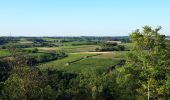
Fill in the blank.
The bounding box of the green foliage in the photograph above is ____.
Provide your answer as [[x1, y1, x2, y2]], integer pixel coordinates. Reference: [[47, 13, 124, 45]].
[[31, 48, 39, 53], [1, 30, 170, 99], [116, 26, 170, 99], [0, 37, 12, 45], [96, 42, 125, 51], [3, 74, 26, 99], [2, 67, 51, 100], [164, 77, 170, 98], [1, 46, 6, 49]]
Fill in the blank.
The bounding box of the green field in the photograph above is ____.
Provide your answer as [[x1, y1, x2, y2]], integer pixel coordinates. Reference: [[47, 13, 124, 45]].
[[39, 52, 122, 74], [0, 37, 127, 74], [0, 50, 10, 57], [39, 53, 95, 70]]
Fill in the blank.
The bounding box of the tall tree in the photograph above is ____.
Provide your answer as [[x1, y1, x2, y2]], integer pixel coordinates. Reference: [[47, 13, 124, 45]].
[[116, 26, 170, 99]]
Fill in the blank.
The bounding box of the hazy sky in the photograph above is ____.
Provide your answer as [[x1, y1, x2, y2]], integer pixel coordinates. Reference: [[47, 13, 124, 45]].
[[0, 0, 169, 36]]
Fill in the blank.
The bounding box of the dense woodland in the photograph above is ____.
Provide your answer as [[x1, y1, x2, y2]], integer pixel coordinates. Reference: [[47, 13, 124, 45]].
[[0, 26, 170, 100]]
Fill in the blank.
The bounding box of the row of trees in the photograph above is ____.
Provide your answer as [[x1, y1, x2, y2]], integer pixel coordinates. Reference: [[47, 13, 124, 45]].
[[96, 42, 125, 51]]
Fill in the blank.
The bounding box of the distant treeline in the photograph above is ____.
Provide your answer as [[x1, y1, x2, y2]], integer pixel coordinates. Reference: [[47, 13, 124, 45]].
[[0, 36, 131, 44]]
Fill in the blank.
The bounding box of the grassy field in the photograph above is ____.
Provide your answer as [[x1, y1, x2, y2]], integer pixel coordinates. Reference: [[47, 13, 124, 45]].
[[39, 51, 123, 74], [36, 39, 127, 74], [39, 53, 95, 70], [66, 58, 120, 74], [0, 50, 10, 57]]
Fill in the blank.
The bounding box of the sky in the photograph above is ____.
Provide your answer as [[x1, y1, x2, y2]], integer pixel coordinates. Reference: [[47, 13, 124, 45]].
[[0, 0, 169, 36]]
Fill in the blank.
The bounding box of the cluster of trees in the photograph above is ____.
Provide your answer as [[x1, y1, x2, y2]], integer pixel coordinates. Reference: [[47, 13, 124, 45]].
[[80, 36, 130, 43], [1, 38, 56, 49], [3, 43, 58, 49], [0, 26, 170, 100], [0, 36, 130, 49], [3, 43, 41, 49], [42, 37, 129, 44], [114, 26, 170, 99], [27, 38, 46, 43], [27, 52, 68, 66], [96, 42, 125, 51], [0, 38, 8, 45], [0, 37, 16, 45]]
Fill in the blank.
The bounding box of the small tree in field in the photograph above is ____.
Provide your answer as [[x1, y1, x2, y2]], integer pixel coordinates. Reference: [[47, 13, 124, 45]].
[[116, 26, 170, 99]]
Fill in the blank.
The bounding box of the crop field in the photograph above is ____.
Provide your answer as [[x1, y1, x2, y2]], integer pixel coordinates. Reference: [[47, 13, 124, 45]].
[[66, 58, 120, 74], [39, 53, 96, 70], [36, 45, 99, 53], [39, 51, 122, 74], [61, 45, 99, 53]]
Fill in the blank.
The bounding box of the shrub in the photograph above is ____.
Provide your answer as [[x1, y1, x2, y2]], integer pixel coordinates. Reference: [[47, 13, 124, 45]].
[[96, 42, 125, 52], [1, 46, 6, 49], [32, 48, 38, 53], [117, 45, 125, 51]]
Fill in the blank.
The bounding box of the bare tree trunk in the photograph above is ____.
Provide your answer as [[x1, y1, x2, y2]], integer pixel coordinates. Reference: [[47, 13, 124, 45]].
[[148, 79, 150, 100]]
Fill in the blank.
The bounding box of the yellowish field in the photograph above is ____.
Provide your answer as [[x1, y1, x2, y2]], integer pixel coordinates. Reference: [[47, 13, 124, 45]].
[[38, 45, 99, 53]]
